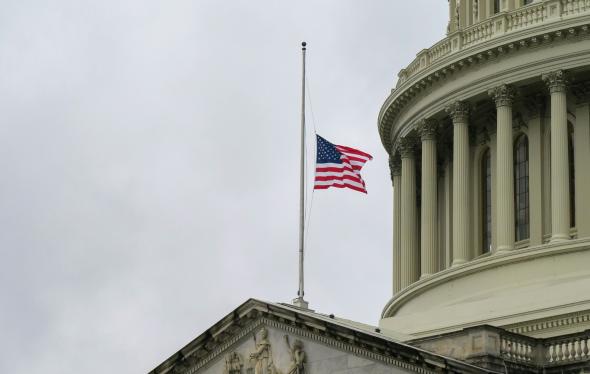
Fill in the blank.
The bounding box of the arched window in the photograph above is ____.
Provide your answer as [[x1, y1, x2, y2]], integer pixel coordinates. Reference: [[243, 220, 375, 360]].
[[482, 148, 492, 252], [569, 123, 575, 228], [514, 135, 530, 241]]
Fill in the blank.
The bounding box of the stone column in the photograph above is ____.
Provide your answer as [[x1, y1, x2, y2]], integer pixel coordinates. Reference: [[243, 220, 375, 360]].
[[446, 102, 470, 266], [543, 71, 571, 242], [399, 138, 418, 289], [390, 156, 402, 294], [489, 84, 516, 252], [419, 119, 438, 277]]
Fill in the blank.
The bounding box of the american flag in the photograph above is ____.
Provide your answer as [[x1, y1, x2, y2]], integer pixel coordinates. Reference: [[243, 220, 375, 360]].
[[314, 135, 373, 193]]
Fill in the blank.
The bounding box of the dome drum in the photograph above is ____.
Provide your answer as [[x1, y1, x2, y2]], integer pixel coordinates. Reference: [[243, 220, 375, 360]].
[[381, 0, 590, 341]]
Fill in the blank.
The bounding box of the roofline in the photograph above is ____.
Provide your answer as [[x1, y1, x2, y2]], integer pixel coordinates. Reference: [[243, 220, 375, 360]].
[[148, 298, 500, 374]]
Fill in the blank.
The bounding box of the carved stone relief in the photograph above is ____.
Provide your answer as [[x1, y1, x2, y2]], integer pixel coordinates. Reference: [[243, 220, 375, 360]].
[[225, 352, 244, 374], [248, 327, 276, 374], [284, 335, 305, 374], [246, 328, 306, 374]]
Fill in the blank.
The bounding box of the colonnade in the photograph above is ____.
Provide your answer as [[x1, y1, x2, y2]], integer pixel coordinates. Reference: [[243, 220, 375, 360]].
[[391, 70, 572, 293]]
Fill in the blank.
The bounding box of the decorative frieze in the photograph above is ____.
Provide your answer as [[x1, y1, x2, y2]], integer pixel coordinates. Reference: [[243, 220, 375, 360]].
[[542, 70, 569, 94], [488, 84, 517, 108], [445, 101, 470, 123]]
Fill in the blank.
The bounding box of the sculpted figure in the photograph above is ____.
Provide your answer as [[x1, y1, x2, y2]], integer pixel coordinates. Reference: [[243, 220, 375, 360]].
[[225, 352, 243, 374], [284, 336, 305, 374], [249, 327, 274, 374]]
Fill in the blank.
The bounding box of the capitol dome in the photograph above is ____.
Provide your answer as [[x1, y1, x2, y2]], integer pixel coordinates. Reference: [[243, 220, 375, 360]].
[[379, 0, 590, 343]]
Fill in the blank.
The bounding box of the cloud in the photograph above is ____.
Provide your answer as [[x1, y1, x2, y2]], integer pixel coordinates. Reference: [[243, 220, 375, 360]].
[[0, 1, 447, 373]]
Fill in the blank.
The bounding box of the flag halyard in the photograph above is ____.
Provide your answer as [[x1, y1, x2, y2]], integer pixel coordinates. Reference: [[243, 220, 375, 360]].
[[314, 135, 373, 193]]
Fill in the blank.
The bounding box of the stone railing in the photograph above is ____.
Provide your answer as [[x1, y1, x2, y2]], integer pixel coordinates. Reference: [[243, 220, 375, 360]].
[[499, 330, 590, 366], [544, 331, 590, 365], [500, 331, 539, 363], [396, 0, 590, 86]]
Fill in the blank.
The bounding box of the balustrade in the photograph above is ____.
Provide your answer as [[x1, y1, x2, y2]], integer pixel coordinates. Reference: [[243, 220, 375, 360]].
[[545, 334, 590, 364], [396, 0, 590, 86], [500, 331, 590, 366], [500, 334, 536, 363]]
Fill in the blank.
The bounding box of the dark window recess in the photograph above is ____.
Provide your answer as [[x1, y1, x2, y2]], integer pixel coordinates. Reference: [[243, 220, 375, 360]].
[[482, 148, 492, 252], [569, 123, 576, 228], [514, 135, 530, 242]]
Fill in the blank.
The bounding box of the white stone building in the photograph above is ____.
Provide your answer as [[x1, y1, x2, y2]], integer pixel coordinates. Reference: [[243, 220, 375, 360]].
[[150, 1, 590, 373]]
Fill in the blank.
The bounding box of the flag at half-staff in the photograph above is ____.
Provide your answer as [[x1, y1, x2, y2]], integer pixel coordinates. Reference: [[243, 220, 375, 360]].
[[314, 135, 373, 193]]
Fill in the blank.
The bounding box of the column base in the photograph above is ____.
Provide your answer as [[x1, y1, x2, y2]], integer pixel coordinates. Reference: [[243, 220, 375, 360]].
[[419, 273, 433, 280], [550, 234, 570, 243], [495, 245, 514, 253], [451, 259, 467, 267]]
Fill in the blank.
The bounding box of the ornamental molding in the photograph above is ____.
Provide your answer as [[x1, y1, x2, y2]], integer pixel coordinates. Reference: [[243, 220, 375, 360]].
[[488, 84, 517, 108], [389, 156, 401, 181], [382, 238, 590, 319], [378, 16, 590, 156], [417, 119, 439, 141], [542, 70, 569, 93], [398, 137, 418, 158], [445, 101, 470, 123], [505, 310, 590, 336]]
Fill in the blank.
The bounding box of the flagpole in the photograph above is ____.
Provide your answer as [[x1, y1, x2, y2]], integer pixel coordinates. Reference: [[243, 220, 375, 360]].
[[294, 41, 309, 310]]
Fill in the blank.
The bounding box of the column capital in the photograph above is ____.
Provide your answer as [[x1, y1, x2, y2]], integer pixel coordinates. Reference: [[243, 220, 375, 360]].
[[418, 119, 439, 141], [542, 70, 569, 94], [398, 137, 417, 159], [445, 101, 470, 123], [488, 84, 517, 108], [389, 156, 401, 180]]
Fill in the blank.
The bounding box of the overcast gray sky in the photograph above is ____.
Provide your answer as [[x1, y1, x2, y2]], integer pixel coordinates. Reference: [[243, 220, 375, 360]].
[[0, 1, 447, 373]]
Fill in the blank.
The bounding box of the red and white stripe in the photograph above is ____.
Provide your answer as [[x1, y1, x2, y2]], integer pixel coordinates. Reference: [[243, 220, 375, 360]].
[[314, 145, 373, 193]]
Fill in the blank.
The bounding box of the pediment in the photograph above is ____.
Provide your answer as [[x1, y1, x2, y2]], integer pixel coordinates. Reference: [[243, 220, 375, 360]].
[[149, 299, 486, 374]]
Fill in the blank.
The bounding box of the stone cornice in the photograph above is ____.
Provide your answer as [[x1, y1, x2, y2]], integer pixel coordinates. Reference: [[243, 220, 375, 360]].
[[488, 84, 517, 108], [378, 13, 590, 156]]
